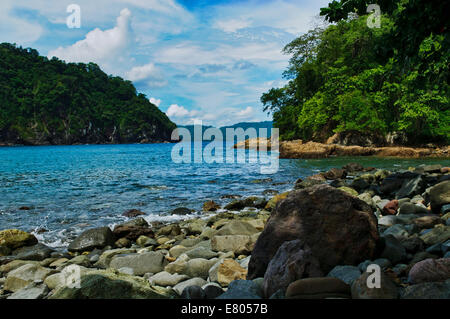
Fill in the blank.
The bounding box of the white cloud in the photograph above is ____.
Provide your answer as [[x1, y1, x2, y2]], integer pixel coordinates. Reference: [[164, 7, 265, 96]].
[[155, 42, 285, 66], [47, 8, 132, 72], [0, 1, 44, 45], [125, 62, 167, 87], [213, 18, 251, 33], [166, 104, 189, 117], [149, 97, 161, 107], [236, 106, 254, 118]]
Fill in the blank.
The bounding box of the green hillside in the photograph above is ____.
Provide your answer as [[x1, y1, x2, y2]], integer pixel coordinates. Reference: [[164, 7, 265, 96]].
[[0, 43, 176, 145]]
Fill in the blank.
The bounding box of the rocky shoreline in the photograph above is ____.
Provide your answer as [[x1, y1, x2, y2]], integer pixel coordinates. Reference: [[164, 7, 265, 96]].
[[1, 163, 449, 299], [234, 138, 450, 159]]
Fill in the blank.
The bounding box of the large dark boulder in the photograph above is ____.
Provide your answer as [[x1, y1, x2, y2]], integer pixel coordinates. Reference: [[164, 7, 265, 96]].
[[68, 227, 115, 252], [247, 184, 379, 279]]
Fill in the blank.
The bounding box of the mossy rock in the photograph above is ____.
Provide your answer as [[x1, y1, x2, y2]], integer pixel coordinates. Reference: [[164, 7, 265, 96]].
[[0, 229, 37, 249], [264, 192, 290, 211]]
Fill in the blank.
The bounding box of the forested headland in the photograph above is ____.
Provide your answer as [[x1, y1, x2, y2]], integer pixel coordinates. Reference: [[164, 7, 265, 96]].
[[0, 43, 176, 145], [261, 0, 449, 146]]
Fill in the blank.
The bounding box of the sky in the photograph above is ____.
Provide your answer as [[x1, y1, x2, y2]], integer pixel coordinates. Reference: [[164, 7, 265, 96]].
[[1, 0, 330, 127]]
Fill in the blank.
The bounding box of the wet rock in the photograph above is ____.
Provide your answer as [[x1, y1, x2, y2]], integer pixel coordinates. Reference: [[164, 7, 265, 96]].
[[413, 215, 444, 229], [262, 239, 323, 298], [420, 225, 450, 245], [382, 224, 409, 240], [429, 181, 450, 213], [170, 207, 194, 215], [327, 265, 361, 285], [181, 285, 205, 299], [285, 277, 351, 299], [4, 264, 52, 292], [12, 243, 53, 261], [410, 251, 438, 264], [396, 176, 425, 199], [122, 209, 146, 218], [382, 200, 399, 216], [110, 252, 165, 276], [7, 282, 49, 299], [202, 200, 220, 212], [323, 168, 347, 180], [342, 162, 364, 172], [215, 220, 260, 236], [401, 280, 450, 299], [399, 236, 425, 253], [112, 219, 154, 241], [248, 184, 379, 279], [173, 277, 206, 296], [183, 258, 218, 279], [337, 186, 358, 197], [0, 245, 11, 257], [93, 248, 136, 269], [148, 271, 189, 287], [398, 202, 429, 215], [184, 246, 218, 260], [351, 271, 398, 299], [50, 270, 174, 299], [380, 235, 407, 265], [264, 192, 290, 210], [0, 229, 38, 249], [216, 280, 262, 299], [68, 227, 115, 252], [115, 238, 131, 248], [211, 235, 253, 255], [408, 258, 450, 284], [203, 283, 224, 299]]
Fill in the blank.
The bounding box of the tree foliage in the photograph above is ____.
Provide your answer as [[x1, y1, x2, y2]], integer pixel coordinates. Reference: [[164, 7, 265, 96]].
[[262, 0, 449, 144], [0, 43, 176, 145]]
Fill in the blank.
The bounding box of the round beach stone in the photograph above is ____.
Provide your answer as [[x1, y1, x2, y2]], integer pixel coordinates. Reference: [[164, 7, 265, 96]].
[[408, 258, 450, 284], [285, 277, 351, 299], [173, 277, 207, 295], [109, 251, 165, 276], [148, 271, 189, 287]]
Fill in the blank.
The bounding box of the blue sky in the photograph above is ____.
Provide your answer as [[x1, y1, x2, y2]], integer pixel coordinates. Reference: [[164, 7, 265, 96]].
[[1, 0, 330, 126]]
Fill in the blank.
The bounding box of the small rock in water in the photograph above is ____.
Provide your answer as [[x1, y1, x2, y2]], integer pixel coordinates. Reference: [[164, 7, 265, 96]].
[[170, 207, 193, 215], [122, 209, 146, 218]]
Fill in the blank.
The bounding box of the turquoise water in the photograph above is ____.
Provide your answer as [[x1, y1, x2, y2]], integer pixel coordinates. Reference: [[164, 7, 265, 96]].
[[0, 143, 449, 248]]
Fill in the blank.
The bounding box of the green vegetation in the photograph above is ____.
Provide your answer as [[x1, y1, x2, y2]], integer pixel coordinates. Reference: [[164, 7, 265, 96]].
[[0, 43, 176, 145], [262, 0, 449, 144]]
